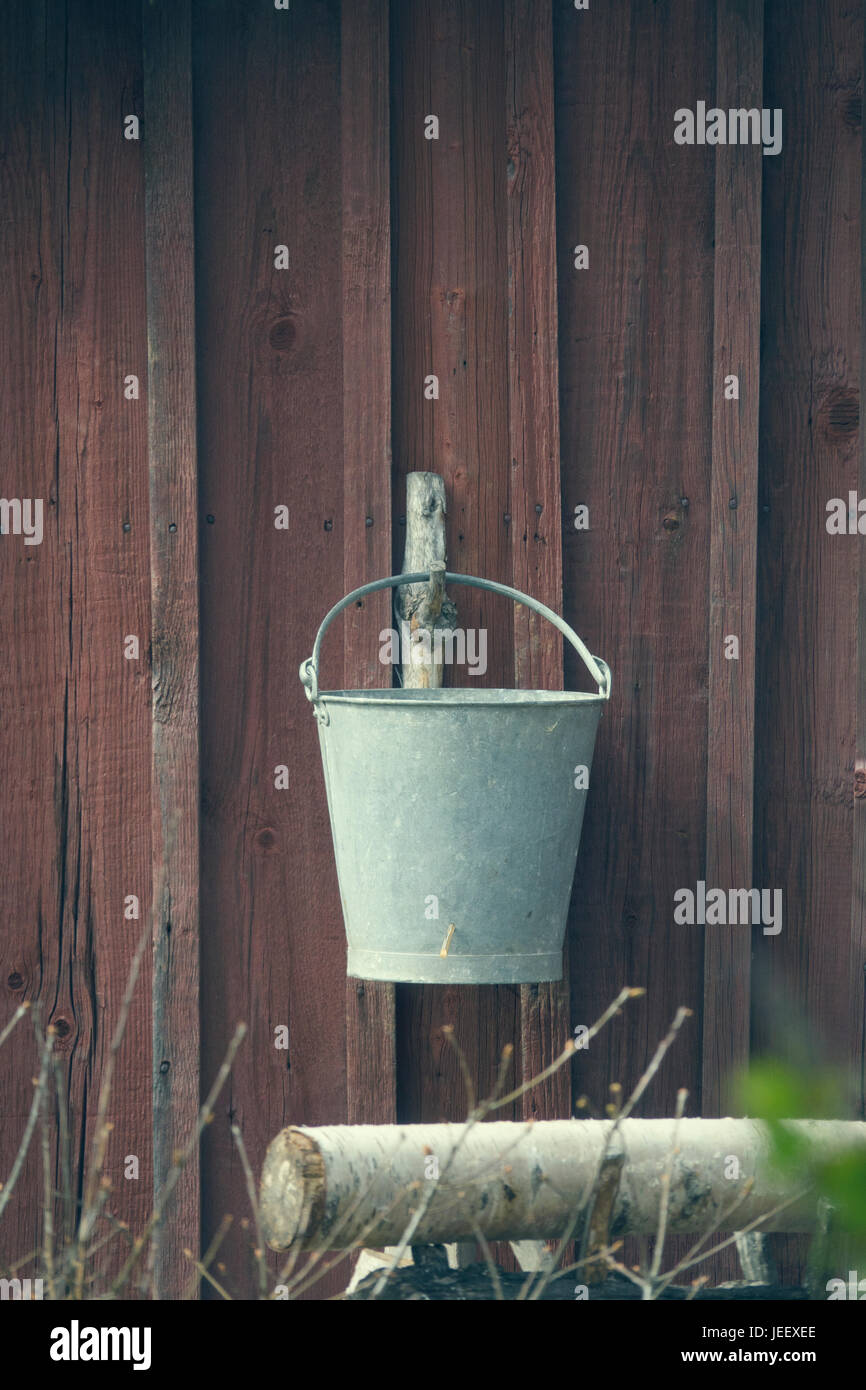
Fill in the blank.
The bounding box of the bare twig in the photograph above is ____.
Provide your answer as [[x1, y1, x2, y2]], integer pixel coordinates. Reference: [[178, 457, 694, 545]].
[[617, 1006, 692, 1125], [526, 1005, 692, 1303], [184, 1251, 232, 1301], [372, 989, 643, 1303], [231, 1123, 268, 1299], [657, 1187, 810, 1289], [51, 1049, 75, 1261], [472, 1223, 504, 1301], [0, 1017, 54, 1223], [184, 1214, 234, 1301], [0, 1001, 30, 1051], [648, 1087, 688, 1284], [73, 900, 156, 1297], [102, 1021, 246, 1298], [603, 1256, 652, 1295], [441, 1026, 476, 1115], [488, 988, 643, 1114], [35, 1017, 57, 1298], [138, 1021, 247, 1294]]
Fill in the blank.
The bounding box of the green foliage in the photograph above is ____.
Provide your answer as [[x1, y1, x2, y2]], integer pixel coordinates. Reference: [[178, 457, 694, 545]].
[[739, 1059, 866, 1262]]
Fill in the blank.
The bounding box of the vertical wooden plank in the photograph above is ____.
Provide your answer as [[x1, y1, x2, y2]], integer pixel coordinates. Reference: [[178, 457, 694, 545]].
[[0, 0, 154, 1287], [342, 0, 396, 1125], [757, 0, 862, 1071], [756, 0, 862, 1282], [195, 0, 347, 1298], [701, 0, 762, 1119], [392, 0, 522, 1131], [555, 0, 714, 1126], [142, 0, 200, 1298], [856, 9, 866, 1125], [505, 0, 570, 1121], [506, 0, 563, 697]]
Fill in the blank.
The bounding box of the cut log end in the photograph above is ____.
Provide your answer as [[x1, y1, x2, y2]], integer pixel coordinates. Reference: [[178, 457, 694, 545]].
[[260, 1127, 326, 1252]]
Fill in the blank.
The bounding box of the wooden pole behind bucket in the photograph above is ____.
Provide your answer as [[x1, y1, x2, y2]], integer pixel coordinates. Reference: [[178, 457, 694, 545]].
[[397, 472, 457, 689]]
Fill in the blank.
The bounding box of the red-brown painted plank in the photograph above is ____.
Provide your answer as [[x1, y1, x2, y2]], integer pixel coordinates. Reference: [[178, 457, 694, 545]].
[[756, 0, 863, 1283], [392, 0, 522, 1131], [555, 0, 714, 1127], [195, 0, 347, 1298], [504, 0, 571, 1122], [0, 0, 154, 1291], [341, 0, 396, 1126], [143, 0, 201, 1299], [506, 0, 563, 693], [701, 0, 762, 1120], [856, 21, 866, 1124]]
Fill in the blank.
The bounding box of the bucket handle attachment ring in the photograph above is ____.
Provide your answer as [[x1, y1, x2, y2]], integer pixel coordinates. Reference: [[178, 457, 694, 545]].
[[299, 572, 611, 704]]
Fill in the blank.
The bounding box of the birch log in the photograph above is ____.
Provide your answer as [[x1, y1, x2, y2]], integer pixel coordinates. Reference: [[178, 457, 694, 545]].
[[259, 1118, 866, 1252], [397, 472, 457, 688]]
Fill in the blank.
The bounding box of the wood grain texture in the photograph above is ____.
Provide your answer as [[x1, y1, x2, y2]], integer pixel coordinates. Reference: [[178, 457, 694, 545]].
[[504, 0, 571, 1122], [341, 0, 396, 1126], [2, 0, 865, 1303], [856, 0, 866, 1125], [555, 0, 715, 1133], [506, 0, 563, 695], [397, 475, 454, 687], [756, 0, 863, 1284], [391, 0, 521, 1136], [195, 0, 347, 1298], [701, 0, 762, 1120], [0, 0, 153, 1288], [142, 0, 201, 1299]]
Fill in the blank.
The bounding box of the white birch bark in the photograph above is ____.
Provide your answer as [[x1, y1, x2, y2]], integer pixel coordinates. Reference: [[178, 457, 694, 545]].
[[259, 1117, 866, 1252]]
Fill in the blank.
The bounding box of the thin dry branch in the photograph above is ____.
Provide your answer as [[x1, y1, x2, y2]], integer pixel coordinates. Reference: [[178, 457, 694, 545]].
[[101, 1021, 246, 1298], [0, 1016, 54, 1224], [648, 1086, 688, 1284], [525, 1005, 692, 1302], [231, 1123, 268, 1299], [0, 1001, 30, 1051], [368, 988, 643, 1300]]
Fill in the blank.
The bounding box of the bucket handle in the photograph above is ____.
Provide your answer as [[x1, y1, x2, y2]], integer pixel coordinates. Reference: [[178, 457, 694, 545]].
[[299, 571, 611, 703]]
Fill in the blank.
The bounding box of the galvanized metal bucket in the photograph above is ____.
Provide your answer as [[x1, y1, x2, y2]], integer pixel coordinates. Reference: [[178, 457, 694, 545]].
[[299, 572, 611, 985]]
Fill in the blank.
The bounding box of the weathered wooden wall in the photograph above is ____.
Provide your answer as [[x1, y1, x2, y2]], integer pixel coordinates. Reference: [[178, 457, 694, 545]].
[[0, 0, 155, 1285], [194, 0, 349, 1300], [754, 0, 864, 1277], [0, 0, 863, 1298]]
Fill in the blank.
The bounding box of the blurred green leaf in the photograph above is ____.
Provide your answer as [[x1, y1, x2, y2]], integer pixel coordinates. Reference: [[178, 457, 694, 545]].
[[815, 1151, 866, 1233], [764, 1116, 810, 1172], [738, 1057, 866, 1260], [739, 1061, 805, 1120], [738, 1059, 847, 1124]]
